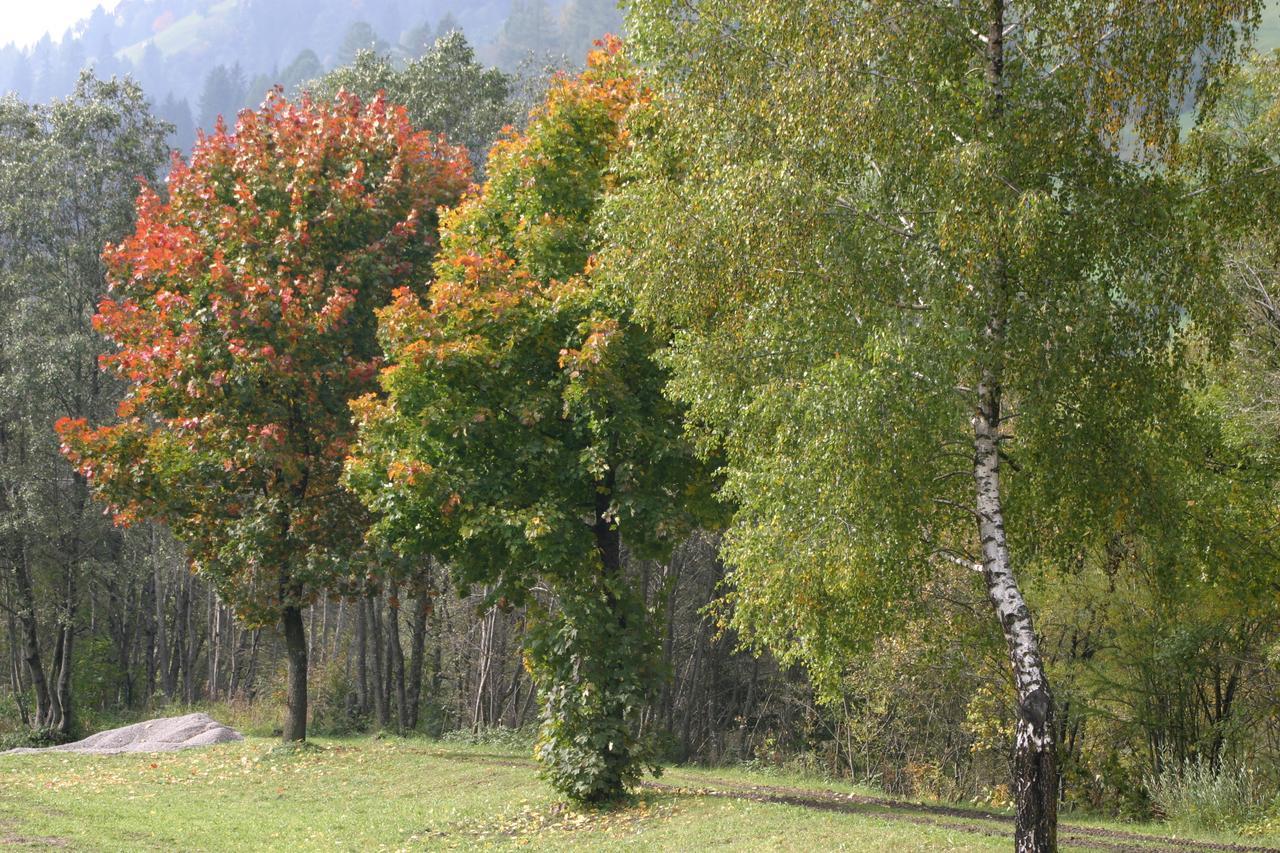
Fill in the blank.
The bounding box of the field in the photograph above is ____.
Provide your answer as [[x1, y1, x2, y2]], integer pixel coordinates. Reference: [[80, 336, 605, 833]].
[[2, 737, 1278, 852]]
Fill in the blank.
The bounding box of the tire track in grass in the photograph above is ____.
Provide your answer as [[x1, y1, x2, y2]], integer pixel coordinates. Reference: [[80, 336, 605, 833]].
[[647, 775, 1280, 853], [413, 751, 1277, 853]]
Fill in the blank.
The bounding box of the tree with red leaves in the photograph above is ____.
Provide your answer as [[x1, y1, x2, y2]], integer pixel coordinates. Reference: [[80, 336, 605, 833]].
[[57, 90, 470, 741]]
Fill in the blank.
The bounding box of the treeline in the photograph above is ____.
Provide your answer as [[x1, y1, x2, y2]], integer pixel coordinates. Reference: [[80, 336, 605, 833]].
[[2, 3, 1280, 851], [0, 0, 623, 153]]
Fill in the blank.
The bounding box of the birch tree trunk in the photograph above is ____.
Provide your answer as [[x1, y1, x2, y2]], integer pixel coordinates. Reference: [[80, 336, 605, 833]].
[[974, 373, 1057, 852], [975, 4, 1057, 849]]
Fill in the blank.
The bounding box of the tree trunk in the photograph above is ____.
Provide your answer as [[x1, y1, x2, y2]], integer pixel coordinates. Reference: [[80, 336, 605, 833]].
[[52, 620, 74, 736], [355, 597, 368, 713], [49, 557, 77, 737], [244, 629, 262, 701], [367, 594, 388, 728], [5, 581, 29, 726], [207, 588, 219, 702], [472, 602, 493, 730], [974, 303, 1057, 849], [973, 377, 1057, 852], [13, 544, 51, 728], [387, 586, 408, 733], [976, 1, 1057, 849], [281, 605, 308, 742], [405, 591, 430, 731]]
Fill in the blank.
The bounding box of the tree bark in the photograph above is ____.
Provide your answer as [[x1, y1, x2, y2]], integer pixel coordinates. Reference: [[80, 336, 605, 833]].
[[13, 543, 51, 728], [387, 585, 407, 733], [977, 1, 1057, 849], [281, 604, 308, 742], [974, 374, 1057, 852], [405, 591, 430, 731], [52, 619, 74, 736], [355, 597, 368, 713], [367, 594, 388, 728]]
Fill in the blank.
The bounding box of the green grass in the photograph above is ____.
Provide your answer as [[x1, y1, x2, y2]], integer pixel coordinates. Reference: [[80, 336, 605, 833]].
[[2, 737, 1278, 851]]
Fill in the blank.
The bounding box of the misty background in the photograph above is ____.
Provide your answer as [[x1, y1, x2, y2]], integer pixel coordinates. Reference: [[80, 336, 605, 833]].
[[0, 0, 624, 152]]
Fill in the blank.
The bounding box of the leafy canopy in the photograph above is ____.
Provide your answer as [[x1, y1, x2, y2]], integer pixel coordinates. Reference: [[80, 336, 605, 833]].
[[58, 90, 469, 625], [347, 38, 710, 800], [349, 38, 702, 599], [605, 0, 1261, 688]]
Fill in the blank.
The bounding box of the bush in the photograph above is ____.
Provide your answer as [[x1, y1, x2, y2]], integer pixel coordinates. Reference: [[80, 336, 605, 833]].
[[0, 726, 69, 750], [309, 661, 368, 737], [1146, 755, 1277, 830]]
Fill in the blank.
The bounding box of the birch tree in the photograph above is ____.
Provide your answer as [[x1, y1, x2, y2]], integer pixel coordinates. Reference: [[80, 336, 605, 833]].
[[606, 2, 1261, 848]]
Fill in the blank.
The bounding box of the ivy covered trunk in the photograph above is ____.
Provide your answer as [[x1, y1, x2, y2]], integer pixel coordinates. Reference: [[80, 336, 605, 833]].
[[281, 605, 308, 742], [528, 472, 660, 803]]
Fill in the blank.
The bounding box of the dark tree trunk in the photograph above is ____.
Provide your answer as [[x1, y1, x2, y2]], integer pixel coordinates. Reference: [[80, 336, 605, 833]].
[[13, 544, 52, 728], [356, 599, 368, 714], [142, 569, 158, 702], [155, 547, 173, 699], [281, 605, 308, 742], [243, 629, 262, 701], [387, 586, 407, 733], [367, 594, 388, 728], [405, 591, 430, 731]]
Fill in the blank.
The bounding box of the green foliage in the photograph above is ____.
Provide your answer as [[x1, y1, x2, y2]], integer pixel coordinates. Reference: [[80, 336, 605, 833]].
[[310, 32, 516, 172], [0, 72, 171, 734], [528, 582, 662, 802], [0, 726, 68, 751], [348, 40, 710, 801], [308, 660, 368, 737], [608, 0, 1263, 694], [71, 636, 125, 713]]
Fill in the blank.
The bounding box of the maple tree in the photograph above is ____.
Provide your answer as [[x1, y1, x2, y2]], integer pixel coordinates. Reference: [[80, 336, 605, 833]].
[[347, 38, 710, 801], [57, 89, 469, 741]]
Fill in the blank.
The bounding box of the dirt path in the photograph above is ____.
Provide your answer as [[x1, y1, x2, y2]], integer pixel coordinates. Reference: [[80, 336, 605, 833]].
[[645, 773, 1280, 853]]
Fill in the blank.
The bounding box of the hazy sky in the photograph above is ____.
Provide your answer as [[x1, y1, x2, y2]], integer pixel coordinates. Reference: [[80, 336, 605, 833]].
[[3, 1, 122, 49]]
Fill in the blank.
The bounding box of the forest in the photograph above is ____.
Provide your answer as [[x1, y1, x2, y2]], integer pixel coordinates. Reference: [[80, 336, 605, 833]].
[[2, 1, 1280, 852]]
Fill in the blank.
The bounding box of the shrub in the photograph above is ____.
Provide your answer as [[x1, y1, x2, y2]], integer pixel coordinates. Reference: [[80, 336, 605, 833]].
[[0, 726, 68, 750], [309, 661, 368, 737]]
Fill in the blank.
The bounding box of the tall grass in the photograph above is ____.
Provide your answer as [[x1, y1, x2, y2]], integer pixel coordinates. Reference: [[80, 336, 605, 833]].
[[1146, 755, 1277, 831]]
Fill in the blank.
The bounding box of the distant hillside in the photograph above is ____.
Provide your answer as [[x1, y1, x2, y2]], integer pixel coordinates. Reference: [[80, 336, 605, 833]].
[[0, 0, 622, 150], [0, 0, 1272, 155], [1258, 3, 1280, 55]]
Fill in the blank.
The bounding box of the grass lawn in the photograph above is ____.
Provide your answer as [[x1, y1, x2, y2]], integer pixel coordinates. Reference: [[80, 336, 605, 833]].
[[0, 737, 1276, 851]]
